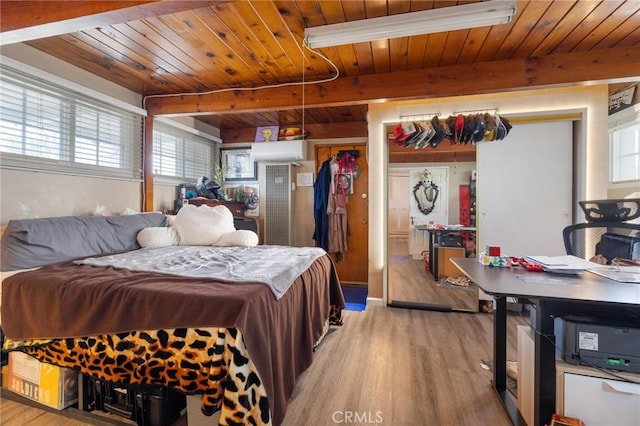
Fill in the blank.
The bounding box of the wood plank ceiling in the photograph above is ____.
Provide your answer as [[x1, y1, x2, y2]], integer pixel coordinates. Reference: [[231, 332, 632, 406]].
[[2, 0, 640, 142]]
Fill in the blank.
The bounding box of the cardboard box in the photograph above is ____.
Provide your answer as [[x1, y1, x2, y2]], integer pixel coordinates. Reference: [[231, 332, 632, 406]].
[[437, 247, 466, 277], [2, 365, 9, 388], [7, 351, 78, 409]]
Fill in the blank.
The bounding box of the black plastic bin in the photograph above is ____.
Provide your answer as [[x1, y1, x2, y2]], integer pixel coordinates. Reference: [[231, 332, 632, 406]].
[[79, 375, 186, 426]]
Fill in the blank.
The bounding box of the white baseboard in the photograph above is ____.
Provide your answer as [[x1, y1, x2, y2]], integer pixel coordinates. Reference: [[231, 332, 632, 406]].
[[366, 297, 384, 307]]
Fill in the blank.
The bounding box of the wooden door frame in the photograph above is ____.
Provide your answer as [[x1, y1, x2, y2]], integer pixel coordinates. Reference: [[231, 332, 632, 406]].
[[314, 143, 369, 285]]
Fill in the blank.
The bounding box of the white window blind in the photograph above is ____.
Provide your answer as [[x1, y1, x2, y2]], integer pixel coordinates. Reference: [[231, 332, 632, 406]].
[[0, 65, 142, 179], [153, 121, 218, 181], [609, 122, 640, 183]]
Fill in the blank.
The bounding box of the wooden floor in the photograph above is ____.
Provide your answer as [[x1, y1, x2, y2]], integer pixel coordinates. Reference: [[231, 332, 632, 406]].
[[388, 236, 478, 312], [1, 307, 528, 426]]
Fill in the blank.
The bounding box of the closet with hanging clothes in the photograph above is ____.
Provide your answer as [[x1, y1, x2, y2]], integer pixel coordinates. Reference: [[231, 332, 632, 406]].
[[314, 144, 368, 284]]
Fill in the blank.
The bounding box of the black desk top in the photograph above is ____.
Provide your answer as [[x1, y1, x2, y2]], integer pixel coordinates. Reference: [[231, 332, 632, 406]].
[[451, 257, 640, 308]]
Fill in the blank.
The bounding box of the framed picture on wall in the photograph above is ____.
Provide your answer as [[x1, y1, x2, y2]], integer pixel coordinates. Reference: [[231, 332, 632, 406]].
[[220, 147, 257, 181], [255, 126, 279, 142]]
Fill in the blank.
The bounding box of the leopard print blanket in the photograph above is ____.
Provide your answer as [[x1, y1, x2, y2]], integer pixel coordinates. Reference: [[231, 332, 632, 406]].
[[4, 327, 271, 425]]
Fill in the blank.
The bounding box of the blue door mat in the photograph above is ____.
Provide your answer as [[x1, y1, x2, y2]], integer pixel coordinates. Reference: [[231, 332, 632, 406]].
[[342, 284, 368, 311]]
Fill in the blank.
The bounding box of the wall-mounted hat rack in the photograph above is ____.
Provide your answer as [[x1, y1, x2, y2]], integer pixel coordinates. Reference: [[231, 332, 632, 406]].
[[452, 107, 499, 115], [392, 108, 512, 148], [399, 112, 441, 122]]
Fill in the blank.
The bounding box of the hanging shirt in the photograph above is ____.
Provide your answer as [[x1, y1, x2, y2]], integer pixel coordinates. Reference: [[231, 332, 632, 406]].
[[327, 159, 349, 254], [312, 158, 332, 251]]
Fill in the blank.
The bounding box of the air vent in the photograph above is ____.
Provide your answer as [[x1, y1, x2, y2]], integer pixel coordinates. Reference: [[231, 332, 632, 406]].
[[264, 164, 294, 245]]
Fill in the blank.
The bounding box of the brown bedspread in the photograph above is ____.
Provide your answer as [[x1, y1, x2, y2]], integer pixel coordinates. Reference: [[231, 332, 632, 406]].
[[1, 253, 344, 425]]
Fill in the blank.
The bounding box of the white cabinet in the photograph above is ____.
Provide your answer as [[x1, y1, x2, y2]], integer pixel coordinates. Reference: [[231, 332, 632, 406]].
[[518, 326, 640, 426], [557, 362, 640, 426], [476, 121, 572, 257], [517, 325, 535, 426]]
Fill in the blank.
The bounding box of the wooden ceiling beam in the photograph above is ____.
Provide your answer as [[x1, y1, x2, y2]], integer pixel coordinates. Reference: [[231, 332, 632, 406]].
[[221, 121, 368, 144], [0, 1, 223, 46], [146, 46, 640, 116]]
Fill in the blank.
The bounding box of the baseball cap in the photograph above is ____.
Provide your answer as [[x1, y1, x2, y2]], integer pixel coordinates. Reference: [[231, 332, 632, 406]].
[[392, 121, 417, 145], [495, 115, 507, 140], [463, 115, 476, 144], [455, 114, 465, 143], [404, 122, 424, 148], [501, 115, 512, 136], [412, 121, 433, 148], [429, 115, 444, 147], [483, 113, 496, 141], [473, 114, 485, 144]]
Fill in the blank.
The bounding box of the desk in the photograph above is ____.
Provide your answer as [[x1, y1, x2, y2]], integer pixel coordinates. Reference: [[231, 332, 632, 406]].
[[451, 258, 640, 426], [418, 226, 475, 279]]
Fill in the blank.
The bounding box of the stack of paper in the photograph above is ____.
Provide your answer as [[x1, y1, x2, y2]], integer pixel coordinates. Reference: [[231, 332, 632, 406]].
[[524, 255, 604, 274], [588, 266, 640, 283]]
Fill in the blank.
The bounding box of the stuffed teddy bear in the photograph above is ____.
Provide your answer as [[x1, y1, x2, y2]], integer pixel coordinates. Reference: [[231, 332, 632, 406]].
[[137, 204, 258, 248]]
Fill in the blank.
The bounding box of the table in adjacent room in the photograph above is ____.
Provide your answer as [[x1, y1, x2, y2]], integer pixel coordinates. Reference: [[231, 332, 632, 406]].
[[418, 226, 475, 279]]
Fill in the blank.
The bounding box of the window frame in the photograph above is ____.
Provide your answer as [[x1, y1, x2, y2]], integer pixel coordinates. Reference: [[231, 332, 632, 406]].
[[152, 118, 221, 184], [608, 104, 640, 187], [0, 60, 145, 180]]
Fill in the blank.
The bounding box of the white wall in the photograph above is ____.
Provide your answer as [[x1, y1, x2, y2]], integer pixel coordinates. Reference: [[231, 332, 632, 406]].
[[1, 169, 142, 220], [368, 85, 609, 300]]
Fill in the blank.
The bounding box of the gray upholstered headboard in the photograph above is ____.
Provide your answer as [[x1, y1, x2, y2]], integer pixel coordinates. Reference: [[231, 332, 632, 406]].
[[1, 213, 166, 271]]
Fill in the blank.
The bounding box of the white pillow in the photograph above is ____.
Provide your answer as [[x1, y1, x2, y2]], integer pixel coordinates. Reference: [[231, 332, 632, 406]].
[[165, 214, 177, 227], [214, 230, 259, 247], [173, 204, 236, 245], [137, 227, 179, 247]]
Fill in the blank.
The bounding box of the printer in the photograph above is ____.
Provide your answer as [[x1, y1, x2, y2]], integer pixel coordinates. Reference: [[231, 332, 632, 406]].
[[559, 314, 640, 374]]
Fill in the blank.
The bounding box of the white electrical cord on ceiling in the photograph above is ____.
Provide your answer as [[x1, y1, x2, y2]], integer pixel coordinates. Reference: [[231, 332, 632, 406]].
[[142, 39, 340, 110]]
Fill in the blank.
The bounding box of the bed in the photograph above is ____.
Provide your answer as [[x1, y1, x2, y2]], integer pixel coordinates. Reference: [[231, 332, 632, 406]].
[[1, 206, 345, 426]]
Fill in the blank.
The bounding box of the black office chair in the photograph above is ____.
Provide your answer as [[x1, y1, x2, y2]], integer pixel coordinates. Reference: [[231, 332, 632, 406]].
[[563, 199, 640, 264]]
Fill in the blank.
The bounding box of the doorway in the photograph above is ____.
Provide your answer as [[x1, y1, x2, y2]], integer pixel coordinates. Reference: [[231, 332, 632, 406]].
[[385, 122, 478, 312], [315, 144, 368, 285], [387, 163, 478, 312]]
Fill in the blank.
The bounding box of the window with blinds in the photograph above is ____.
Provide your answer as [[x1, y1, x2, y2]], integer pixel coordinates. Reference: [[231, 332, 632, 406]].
[[0, 65, 143, 179], [153, 121, 218, 181], [609, 121, 640, 183]]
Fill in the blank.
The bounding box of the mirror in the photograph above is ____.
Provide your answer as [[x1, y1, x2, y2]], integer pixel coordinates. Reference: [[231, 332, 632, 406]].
[[386, 129, 479, 312]]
